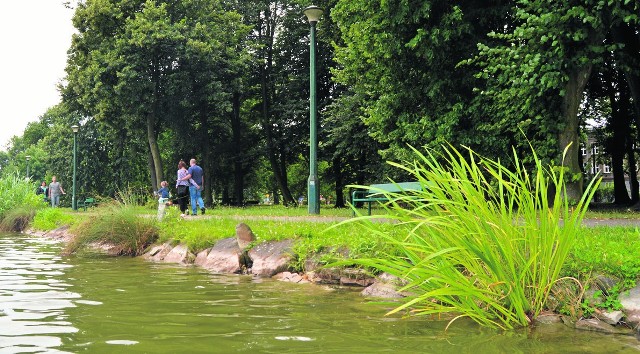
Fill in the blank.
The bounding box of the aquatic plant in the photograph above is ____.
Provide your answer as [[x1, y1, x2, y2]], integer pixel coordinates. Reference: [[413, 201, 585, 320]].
[[66, 205, 158, 256], [345, 145, 599, 329]]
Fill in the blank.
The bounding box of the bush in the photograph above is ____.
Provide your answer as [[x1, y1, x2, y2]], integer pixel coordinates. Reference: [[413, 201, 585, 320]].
[[0, 174, 44, 218], [343, 145, 598, 329], [0, 207, 36, 232], [66, 205, 158, 256]]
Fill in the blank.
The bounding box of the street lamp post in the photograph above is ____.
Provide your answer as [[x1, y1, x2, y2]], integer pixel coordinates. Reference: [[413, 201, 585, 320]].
[[304, 5, 323, 215], [25, 155, 31, 179], [71, 125, 79, 211]]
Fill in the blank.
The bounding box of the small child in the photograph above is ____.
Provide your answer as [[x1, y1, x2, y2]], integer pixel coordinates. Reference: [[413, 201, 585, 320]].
[[158, 181, 170, 199], [156, 181, 170, 221]]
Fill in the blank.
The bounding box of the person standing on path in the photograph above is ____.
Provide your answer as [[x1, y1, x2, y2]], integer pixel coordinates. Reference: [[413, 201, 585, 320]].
[[176, 160, 197, 217], [48, 176, 66, 207], [182, 158, 205, 216]]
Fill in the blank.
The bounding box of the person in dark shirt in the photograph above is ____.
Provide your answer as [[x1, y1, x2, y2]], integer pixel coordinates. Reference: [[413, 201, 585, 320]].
[[185, 158, 205, 215], [36, 181, 48, 202]]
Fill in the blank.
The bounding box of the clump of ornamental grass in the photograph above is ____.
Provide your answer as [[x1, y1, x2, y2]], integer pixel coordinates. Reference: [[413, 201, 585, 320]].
[[343, 145, 599, 330], [66, 204, 158, 256], [0, 207, 36, 232]]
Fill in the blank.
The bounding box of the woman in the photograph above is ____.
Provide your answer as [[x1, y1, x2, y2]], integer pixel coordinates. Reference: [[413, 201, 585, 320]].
[[36, 181, 48, 202], [176, 160, 196, 217]]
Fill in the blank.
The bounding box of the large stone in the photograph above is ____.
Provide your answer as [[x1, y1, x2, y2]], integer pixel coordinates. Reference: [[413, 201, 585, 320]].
[[361, 272, 408, 298], [339, 268, 375, 287], [163, 244, 192, 264], [619, 284, 640, 325], [194, 248, 211, 267], [575, 318, 632, 335], [142, 242, 174, 261], [593, 275, 619, 293], [534, 313, 563, 325], [361, 281, 404, 298], [273, 272, 309, 284], [201, 237, 243, 274], [235, 223, 256, 249], [595, 310, 624, 326], [248, 239, 294, 277]]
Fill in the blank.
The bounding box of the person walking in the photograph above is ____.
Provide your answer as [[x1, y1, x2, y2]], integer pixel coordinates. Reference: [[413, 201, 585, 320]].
[[36, 181, 48, 202], [184, 158, 206, 216], [48, 176, 66, 207], [176, 160, 196, 217]]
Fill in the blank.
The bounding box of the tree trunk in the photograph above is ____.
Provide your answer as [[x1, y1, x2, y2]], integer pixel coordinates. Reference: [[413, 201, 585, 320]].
[[146, 112, 163, 190], [148, 153, 157, 192], [232, 92, 244, 206], [332, 155, 345, 208], [558, 65, 592, 201], [608, 83, 631, 204]]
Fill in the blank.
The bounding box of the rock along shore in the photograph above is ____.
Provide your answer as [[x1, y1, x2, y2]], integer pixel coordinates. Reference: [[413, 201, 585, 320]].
[[24, 224, 640, 336]]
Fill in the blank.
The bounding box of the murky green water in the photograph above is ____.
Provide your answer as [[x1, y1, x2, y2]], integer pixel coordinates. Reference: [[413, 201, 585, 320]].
[[1, 233, 640, 353]]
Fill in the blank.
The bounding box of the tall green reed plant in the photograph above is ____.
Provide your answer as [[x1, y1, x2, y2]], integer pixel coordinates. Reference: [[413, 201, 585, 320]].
[[0, 173, 43, 218], [346, 145, 599, 329]]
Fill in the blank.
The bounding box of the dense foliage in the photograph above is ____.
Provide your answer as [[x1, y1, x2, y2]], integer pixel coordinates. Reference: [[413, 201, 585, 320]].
[[1, 0, 639, 207]]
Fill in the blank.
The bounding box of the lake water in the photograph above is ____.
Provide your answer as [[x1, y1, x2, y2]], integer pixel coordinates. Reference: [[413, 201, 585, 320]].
[[1, 233, 639, 353]]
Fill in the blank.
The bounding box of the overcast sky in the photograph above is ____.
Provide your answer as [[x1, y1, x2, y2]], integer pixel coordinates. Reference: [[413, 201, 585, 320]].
[[0, 1, 75, 152]]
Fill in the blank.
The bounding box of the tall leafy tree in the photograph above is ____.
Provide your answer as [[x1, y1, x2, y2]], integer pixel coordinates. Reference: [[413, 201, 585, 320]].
[[64, 0, 185, 189], [332, 0, 511, 163], [474, 0, 639, 199]]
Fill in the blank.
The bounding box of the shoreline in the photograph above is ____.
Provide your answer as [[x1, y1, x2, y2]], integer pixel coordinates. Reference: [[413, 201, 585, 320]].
[[22, 225, 640, 336]]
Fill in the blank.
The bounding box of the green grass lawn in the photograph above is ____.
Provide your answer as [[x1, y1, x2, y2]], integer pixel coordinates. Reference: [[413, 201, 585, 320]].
[[36, 203, 640, 280]]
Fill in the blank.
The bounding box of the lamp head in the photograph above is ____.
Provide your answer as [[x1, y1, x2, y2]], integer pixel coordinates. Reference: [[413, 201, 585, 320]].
[[71, 125, 79, 133], [25, 155, 31, 161], [303, 5, 323, 23]]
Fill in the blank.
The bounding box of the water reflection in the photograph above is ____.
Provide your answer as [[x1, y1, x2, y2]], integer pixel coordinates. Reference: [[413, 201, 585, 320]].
[[1, 233, 640, 353], [0, 235, 77, 353]]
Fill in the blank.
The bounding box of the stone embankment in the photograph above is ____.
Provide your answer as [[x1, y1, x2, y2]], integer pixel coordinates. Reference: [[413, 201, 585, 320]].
[[27, 223, 640, 336]]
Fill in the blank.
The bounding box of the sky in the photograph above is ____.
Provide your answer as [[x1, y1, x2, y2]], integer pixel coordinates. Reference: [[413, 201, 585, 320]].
[[0, 1, 76, 152]]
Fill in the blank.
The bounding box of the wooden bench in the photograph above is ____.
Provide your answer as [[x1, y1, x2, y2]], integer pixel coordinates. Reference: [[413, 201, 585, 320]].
[[77, 197, 97, 211], [351, 182, 425, 216]]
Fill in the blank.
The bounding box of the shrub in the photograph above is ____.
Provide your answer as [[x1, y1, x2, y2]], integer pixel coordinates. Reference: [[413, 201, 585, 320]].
[[66, 205, 158, 256], [0, 173, 44, 218], [0, 207, 36, 232], [343, 145, 598, 329]]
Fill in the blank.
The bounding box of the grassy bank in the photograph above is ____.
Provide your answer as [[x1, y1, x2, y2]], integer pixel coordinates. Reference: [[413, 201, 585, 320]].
[[26, 200, 640, 328], [38, 204, 640, 281]]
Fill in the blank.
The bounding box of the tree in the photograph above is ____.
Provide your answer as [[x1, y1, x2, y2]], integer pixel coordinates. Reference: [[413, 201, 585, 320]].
[[64, 0, 185, 189], [475, 0, 639, 199], [332, 0, 512, 163]]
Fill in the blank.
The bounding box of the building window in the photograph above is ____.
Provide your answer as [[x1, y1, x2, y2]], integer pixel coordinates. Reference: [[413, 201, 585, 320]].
[[581, 146, 587, 156], [593, 146, 599, 155], [595, 165, 601, 174], [603, 165, 611, 173]]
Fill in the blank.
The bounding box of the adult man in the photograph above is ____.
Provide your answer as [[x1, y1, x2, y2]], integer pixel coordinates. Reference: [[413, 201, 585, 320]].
[[184, 158, 205, 215], [48, 176, 66, 207]]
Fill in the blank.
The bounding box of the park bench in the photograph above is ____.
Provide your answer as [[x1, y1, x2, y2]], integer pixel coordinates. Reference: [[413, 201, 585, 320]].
[[77, 197, 97, 211], [351, 182, 426, 216]]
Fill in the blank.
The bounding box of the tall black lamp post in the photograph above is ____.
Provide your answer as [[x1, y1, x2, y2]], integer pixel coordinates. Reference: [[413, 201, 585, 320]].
[[72, 125, 79, 211], [303, 5, 323, 215]]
